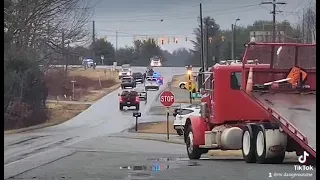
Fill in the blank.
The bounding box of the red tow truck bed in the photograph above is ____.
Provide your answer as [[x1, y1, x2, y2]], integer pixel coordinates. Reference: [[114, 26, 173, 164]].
[[251, 91, 316, 158]]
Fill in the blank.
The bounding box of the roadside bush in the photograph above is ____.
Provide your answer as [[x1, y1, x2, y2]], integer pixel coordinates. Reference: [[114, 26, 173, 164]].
[[4, 55, 48, 130]]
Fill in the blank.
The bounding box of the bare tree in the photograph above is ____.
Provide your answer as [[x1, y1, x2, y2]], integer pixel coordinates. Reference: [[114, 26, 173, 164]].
[[301, 2, 316, 43], [4, 0, 93, 129], [4, 0, 92, 66]]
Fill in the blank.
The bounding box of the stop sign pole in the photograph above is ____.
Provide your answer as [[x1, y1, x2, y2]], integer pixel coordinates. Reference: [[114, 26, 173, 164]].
[[160, 91, 175, 140]]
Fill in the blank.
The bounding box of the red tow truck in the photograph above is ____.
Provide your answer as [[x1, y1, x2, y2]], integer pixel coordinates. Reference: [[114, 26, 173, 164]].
[[184, 42, 316, 164]]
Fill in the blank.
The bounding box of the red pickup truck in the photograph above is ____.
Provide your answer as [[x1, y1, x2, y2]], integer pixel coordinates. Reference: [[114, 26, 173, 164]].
[[118, 90, 140, 111]]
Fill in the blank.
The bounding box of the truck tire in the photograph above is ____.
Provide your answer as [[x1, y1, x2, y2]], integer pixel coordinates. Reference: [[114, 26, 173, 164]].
[[185, 125, 203, 159], [135, 104, 140, 110], [255, 124, 285, 164], [119, 104, 123, 111], [121, 85, 124, 89], [242, 124, 258, 163]]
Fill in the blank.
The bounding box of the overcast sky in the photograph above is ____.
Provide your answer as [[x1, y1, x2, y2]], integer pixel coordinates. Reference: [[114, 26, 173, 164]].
[[87, 0, 313, 53]]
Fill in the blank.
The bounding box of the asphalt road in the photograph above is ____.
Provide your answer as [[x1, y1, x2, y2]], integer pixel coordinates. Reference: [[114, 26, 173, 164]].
[[4, 67, 188, 179], [4, 66, 316, 180], [6, 136, 316, 180]]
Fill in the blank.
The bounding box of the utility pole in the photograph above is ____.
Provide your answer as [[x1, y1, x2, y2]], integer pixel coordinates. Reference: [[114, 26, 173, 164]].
[[62, 29, 66, 72], [116, 31, 119, 63], [66, 41, 70, 72], [302, 9, 305, 43], [260, 0, 286, 42], [92, 20, 96, 61]]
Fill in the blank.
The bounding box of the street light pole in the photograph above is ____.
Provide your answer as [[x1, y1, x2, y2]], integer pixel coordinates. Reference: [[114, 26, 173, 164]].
[[206, 24, 214, 71], [232, 18, 240, 61], [205, 24, 209, 71], [199, 3, 204, 72], [199, 2, 205, 89], [231, 24, 234, 60]]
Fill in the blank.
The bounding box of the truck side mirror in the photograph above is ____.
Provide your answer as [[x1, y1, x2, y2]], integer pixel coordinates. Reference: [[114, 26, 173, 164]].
[[173, 112, 178, 117], [118, 93, 120, 96], [200, 102, 209, 118]]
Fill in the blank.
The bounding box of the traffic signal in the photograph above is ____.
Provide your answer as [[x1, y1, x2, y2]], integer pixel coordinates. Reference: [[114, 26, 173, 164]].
[[161, 39, 164, 45], [221, 36, 225, 42], [186, 65, 193, 76]]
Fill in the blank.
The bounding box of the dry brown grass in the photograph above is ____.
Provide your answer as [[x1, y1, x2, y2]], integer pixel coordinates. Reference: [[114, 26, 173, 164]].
[[77, 83, 121, 102], [45, 67, 120, 102], [44, 68, 120, 125], [68, 68, 119, 82], [46, 102, 90, 124], [135, 120, 177, 134]]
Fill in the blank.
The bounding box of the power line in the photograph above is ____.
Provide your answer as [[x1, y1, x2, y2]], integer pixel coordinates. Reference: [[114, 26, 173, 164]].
[[98, 33, 195, 38], [291, 0, 306, 13], [93, 3, 260, 21], [281, 0, 306, 19], [281, 0, 314, 19], [89, 4, 260, 23], [96, 22, 296, 38], [93, 8, 257, 25]]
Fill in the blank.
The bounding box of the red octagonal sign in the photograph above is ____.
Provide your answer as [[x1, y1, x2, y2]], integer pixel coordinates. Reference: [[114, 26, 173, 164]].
[[160, 91, 175, 107]]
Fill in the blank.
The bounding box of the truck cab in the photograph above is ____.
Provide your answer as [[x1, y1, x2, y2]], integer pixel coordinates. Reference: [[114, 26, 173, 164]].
[[184, 43, 316, 164]]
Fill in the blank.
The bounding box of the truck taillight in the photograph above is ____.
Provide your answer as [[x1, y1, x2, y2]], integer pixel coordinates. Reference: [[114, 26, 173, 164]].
[[120, 97, 124, 102], [135, 96, 139, 102]]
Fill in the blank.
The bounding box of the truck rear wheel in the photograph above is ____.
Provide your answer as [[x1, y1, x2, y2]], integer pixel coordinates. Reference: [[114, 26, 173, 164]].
[[185, 125, 203, 159], [119, 104, 123, 111], [242, 124, 258, 163], [135, 104, 140, 110], [255, 124, 285, 164]]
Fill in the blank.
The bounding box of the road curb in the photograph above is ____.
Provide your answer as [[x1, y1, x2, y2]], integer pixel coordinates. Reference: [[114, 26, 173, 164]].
[[4, 83, 121, 135], [4, 122, 63, 134]]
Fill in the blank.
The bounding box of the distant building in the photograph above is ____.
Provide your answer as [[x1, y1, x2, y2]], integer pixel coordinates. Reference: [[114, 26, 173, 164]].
[[249, 31, 285, 43]]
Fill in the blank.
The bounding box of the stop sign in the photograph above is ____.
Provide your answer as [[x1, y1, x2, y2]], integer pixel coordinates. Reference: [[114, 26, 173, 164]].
[[160, 91, 175, 107]]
